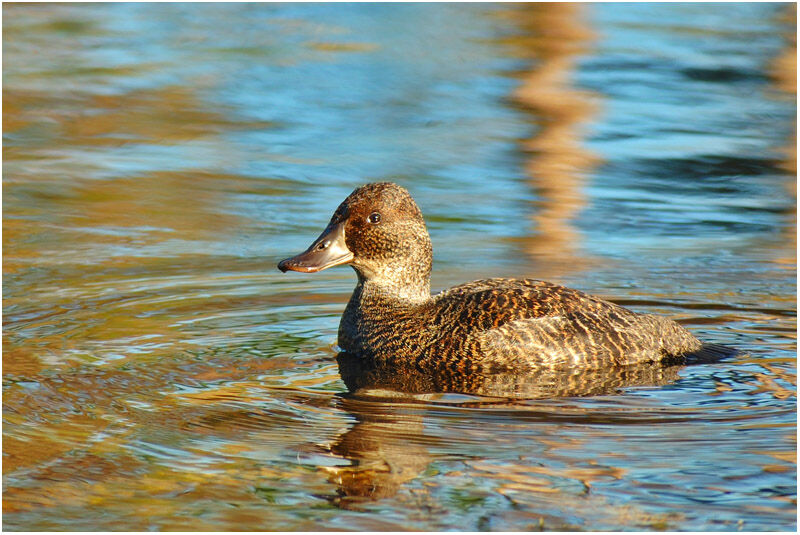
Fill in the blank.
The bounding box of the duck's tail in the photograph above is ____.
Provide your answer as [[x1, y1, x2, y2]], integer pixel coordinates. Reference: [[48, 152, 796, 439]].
[[684, 342, 739, 364]]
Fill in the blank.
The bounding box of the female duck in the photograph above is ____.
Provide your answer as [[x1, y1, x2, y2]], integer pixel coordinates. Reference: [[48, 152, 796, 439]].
[[279, 182, 722, 373]]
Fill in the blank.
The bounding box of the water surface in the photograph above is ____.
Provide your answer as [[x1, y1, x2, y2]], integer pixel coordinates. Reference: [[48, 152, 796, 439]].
[[3, 3, 796, 531]]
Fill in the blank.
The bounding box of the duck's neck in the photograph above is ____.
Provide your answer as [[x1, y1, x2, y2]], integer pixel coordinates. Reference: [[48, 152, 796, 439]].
[[353, 270, 431, 304]]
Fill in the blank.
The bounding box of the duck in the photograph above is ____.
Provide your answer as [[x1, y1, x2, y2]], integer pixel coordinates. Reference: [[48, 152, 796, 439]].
[[278, 182, 731, 375]]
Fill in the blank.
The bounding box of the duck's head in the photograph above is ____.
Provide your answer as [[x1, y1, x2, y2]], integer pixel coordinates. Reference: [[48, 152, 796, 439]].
[[278, 182, 432, 297]]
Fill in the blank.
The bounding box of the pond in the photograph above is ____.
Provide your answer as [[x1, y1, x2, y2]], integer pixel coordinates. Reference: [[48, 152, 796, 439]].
[[2, 2, 796, 531]]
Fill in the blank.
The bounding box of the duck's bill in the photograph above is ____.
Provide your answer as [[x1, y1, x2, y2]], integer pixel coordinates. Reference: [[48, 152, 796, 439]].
[[278, 222, 354, 273]]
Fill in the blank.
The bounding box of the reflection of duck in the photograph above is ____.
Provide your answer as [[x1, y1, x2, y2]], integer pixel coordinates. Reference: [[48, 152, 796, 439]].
[[279, 183, 733, 378], [324, 359, 682, 508], [336, 351, 683, 398], [323, 397, 429, 509]]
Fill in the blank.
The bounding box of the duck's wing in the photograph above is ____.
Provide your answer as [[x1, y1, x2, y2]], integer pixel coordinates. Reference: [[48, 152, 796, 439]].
[[432, 278, 620, 330], [432, 278, 704, 367], [477, 310, 673, 367]]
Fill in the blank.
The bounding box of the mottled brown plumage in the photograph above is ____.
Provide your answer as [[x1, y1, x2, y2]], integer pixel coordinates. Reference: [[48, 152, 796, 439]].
[[278, 182, 729, 386]]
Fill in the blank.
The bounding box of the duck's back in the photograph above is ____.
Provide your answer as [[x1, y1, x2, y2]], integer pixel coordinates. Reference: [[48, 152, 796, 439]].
[[425, 278, 703, 369]]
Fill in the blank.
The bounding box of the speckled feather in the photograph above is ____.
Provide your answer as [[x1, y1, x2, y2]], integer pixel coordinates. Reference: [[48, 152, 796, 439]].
[[340, 277, 702, 373], [282, 182, 725, 376]]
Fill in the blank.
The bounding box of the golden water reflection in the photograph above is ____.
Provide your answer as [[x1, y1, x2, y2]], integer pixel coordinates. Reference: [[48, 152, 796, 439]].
[[505, 3, 601, 279], [768, 3, 797, 270], [769, 4, 797, 175]]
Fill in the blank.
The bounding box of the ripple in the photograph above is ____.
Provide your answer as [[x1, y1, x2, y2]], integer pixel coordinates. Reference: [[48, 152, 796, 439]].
[[2, 1, 795, 531]]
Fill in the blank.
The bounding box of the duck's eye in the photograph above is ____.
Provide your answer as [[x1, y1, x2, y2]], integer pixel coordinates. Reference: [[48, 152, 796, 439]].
[[367, 212, 381, 224]]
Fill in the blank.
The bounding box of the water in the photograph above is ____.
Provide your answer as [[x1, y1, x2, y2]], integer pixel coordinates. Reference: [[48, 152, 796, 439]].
[[3, 3, 796, 531]]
